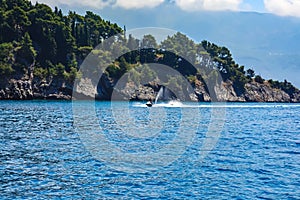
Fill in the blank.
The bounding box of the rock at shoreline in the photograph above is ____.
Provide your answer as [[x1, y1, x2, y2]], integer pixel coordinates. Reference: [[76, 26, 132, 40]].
[[244, 82, 291, 102], [1, 71, 300, 102], [0, 79, 33, 100]]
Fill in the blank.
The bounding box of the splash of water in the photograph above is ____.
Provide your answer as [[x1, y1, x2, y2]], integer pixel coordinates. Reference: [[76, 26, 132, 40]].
[[155, 87, 164, 104]]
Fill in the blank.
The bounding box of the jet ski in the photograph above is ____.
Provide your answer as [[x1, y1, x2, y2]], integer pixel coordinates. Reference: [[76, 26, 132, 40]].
[[146, 100, 153, 107]]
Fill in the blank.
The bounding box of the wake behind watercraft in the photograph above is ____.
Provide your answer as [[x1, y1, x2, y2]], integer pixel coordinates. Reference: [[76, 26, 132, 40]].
[[145, 86, 178, 107]]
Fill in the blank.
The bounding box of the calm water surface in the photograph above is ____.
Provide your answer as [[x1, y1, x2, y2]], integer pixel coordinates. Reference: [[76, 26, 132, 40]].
[[0, 101, 299, 199]]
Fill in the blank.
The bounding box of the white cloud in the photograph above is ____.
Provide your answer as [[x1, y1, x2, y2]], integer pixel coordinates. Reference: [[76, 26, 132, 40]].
[[31, 0, 299, 17], [175, 0, 242, 11], [115, 0, 165, 9], [31, 0, 242, 11], [264, 0, 300, 17]]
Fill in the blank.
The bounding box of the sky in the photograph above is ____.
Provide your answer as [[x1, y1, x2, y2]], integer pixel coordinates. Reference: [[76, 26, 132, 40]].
[[30, 0, 300, 17]]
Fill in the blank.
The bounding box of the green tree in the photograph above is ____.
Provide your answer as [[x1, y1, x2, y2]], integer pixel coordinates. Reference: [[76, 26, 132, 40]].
[[127, 34, 140, 49], [6, 6, 31, 41], [17, 32, 36, 64], [50, 63, 65, 77], [141, 34, 157, 49], [246, 68, 255, 79], [254, 75, 264, 84], [0, 42, 14, 76], [161, 32, 197, 64]]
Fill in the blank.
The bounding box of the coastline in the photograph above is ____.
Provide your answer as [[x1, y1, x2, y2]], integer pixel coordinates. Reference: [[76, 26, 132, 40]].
[[1, 78, 300, 102]]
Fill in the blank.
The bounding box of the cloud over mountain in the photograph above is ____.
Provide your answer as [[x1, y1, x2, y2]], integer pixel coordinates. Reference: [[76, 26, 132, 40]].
[[264, 0, 300, 17], [174, 0, 242, 11], [31, 0, 300, 17], [115, 0, 165, 9]]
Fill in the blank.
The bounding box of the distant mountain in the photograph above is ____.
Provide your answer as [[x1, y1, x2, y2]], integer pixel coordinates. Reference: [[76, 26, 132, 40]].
[[97, 5, 300, 88]]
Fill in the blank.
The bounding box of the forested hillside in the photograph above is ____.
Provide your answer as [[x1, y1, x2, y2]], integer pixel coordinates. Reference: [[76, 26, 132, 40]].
[[0, 0, 299, 102], [0, 0, 121, 81]]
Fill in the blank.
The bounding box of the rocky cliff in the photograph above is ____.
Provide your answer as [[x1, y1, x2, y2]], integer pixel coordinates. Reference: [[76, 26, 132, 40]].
[[1, 65, 300, 102], [190, 80, 300, 102], [73, 77, 300, 102], [0, 78, 73, 100], [0, 64, 72, 100]]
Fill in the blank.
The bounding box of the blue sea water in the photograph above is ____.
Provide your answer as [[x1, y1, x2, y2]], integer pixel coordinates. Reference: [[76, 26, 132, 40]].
[[0, 101, 299, 199]]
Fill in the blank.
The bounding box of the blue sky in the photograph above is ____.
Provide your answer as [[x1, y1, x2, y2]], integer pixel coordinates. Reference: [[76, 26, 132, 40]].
[[241, 0, 266, 12]]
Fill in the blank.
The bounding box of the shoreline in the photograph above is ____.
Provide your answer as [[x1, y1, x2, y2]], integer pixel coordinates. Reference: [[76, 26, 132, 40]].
[[1, 98, 300, 103]]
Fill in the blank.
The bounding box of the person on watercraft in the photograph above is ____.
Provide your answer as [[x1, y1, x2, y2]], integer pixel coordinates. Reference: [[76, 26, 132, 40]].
[[146, 99, 153, 107]]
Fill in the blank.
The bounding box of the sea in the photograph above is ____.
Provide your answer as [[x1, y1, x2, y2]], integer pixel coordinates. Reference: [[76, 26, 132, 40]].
[[0, 100, 299, 199]]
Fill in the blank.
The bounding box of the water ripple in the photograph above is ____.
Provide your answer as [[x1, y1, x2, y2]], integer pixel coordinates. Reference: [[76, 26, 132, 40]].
[[0, 101, 299, 199]]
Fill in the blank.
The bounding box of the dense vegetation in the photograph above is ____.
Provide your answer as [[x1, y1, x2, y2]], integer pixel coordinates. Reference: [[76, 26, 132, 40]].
[[0, 0, 122, 82], [0, 0, 297, 97]]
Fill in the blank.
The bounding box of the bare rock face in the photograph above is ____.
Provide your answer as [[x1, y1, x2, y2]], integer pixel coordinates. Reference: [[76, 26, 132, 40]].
[[291, 92, 300, 102], [73, 78, 97, 99], [0, 79, 33, 100], [193, 79, 211, 102], [0, 78, 73, 100], [46, 93, 72, 100], [191, 80, 298, 102], [1, 65, 300, 103], [96, 74, 115, 100], [214, 81, 246, 102], [0, 62, 72, 100], [111, 82, 156, 100], [31, 77, 72, 100], [135, 86, 156, 100], [110, 80, 300, 102], [244, 82, 290, 102]]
